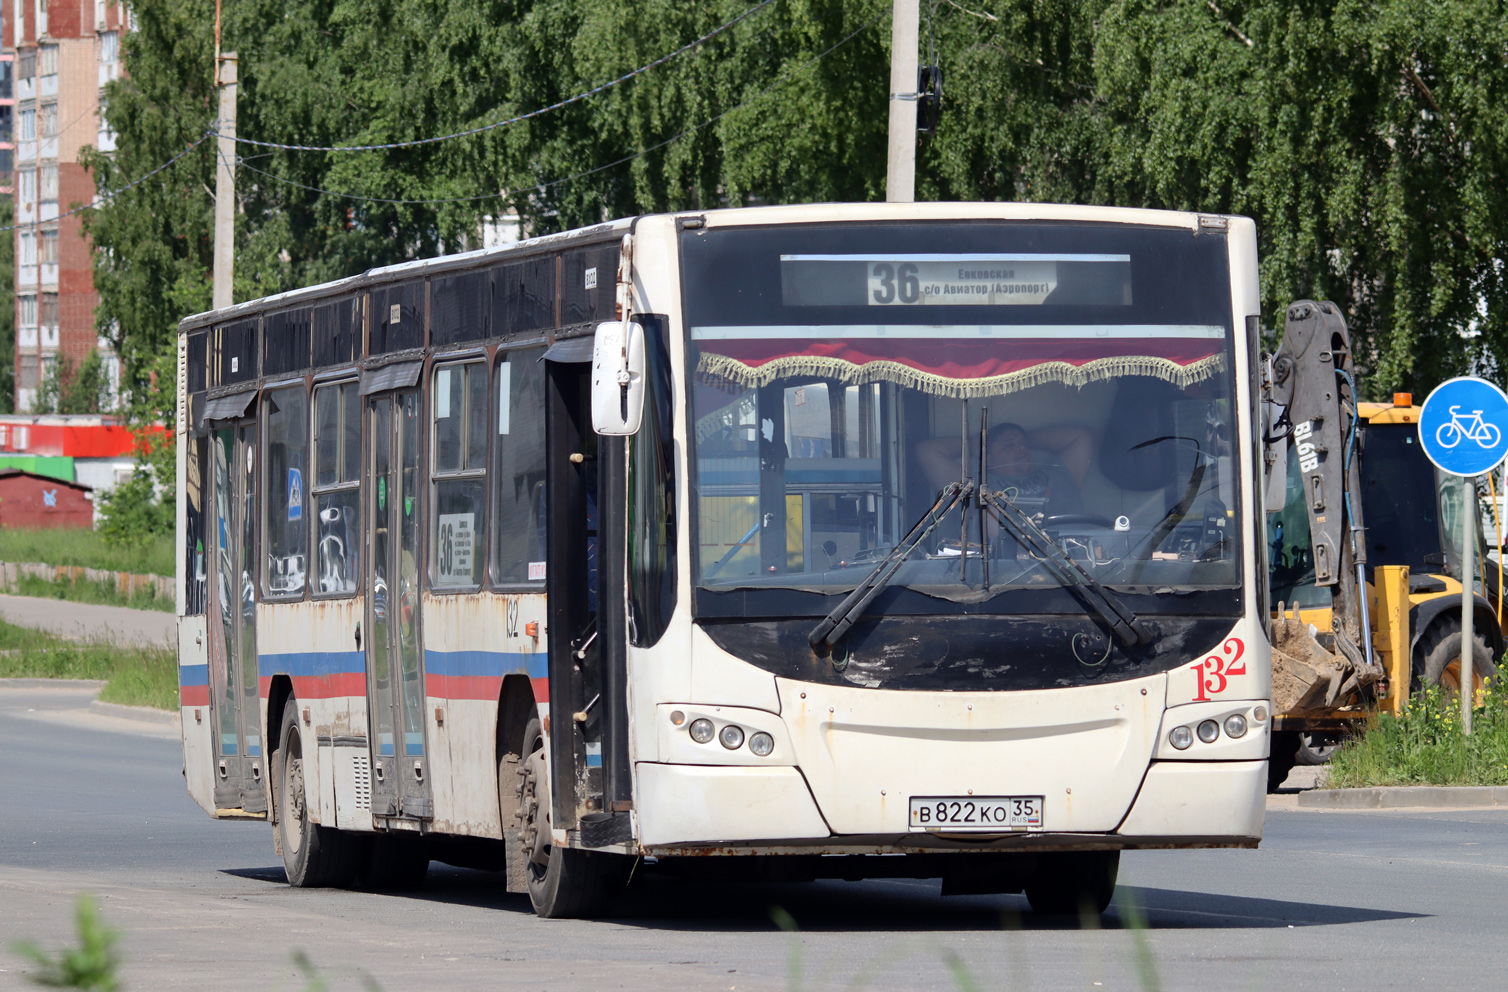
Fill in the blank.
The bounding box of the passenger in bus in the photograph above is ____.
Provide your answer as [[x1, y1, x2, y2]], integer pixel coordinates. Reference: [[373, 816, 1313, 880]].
[[917, 421, 1092, 517]]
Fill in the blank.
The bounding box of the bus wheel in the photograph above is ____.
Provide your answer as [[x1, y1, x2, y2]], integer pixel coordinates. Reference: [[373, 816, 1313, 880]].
[[518, 716, 626, 918], [277, 702, 359, 887], [1024, 851, 1119, 916], [1419, 619, 1494, 699]]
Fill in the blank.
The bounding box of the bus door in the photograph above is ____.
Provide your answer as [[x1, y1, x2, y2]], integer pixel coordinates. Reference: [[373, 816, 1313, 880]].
[[365, 389, 432, 819], [206, 418, 265, 813], [543, 346, 630, 843]]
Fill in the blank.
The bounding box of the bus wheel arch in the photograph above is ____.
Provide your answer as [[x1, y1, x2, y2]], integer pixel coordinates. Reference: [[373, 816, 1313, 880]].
[[274, 694, 361, 887], [496, 674, 536, 894], [265, 674, 294, 845], [515, 714, 629, 918]]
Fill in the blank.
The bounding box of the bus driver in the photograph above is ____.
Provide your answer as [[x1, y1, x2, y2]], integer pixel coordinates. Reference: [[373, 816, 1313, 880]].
[[916, 422, 1094, 519]]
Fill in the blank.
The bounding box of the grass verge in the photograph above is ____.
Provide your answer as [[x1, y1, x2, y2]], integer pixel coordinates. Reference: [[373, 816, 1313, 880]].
[[0, 618, 177, 710], [0, 527, 174, 577], [7, 573, 174, 612], [1327, 671, 1508, 787]]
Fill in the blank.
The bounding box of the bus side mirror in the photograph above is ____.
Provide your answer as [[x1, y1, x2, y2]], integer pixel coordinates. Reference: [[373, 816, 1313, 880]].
[[591, 319, 646, 436]]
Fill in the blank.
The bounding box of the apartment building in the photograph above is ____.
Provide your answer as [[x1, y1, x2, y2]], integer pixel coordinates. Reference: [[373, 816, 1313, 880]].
[[6, 0, 124, 412]]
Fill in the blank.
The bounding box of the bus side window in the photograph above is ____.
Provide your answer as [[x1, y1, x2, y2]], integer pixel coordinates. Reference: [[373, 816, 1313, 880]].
[[263, 383, 308, 598], [311, 380, 360, 595], [492, 348, 548, 586], [431, 360, 489, 589]]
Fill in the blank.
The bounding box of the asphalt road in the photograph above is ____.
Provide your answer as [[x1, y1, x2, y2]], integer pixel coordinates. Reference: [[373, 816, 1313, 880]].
[[2, 683, 1505, 991]]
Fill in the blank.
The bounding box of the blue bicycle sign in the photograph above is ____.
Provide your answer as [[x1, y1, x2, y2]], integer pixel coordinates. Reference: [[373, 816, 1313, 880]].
[[1435, 406, 1504, 450], [1419, 377, 1508, 476]]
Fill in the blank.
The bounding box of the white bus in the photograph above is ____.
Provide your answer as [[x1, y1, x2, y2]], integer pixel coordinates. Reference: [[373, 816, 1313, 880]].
[[176, 203, 1270, 918]]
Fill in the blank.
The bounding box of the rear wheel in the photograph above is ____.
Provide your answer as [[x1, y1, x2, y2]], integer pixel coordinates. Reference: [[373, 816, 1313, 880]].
[[276, 702, 360, 887], [1024, 851, 1120, 916], [1418, 619, 1494, 699], [1294, 733, 1341, 766], [518, 716, 629, 918]]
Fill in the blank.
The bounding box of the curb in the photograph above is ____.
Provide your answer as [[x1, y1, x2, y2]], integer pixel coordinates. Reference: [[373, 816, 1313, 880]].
[[1298, 786, 1508, 809], [0, 677, 107, 690], [88, 699, 179, 728]]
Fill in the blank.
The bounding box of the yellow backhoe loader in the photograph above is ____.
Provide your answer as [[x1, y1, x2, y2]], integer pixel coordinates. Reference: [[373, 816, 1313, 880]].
[[1262, 301, 1507, 790]]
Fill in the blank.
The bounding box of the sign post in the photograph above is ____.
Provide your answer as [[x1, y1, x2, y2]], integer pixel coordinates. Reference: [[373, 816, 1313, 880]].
[[1419, 377, 1508, 735]]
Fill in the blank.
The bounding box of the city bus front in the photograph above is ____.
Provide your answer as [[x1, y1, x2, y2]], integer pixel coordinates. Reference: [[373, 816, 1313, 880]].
[[632, 206, 1268, 904]]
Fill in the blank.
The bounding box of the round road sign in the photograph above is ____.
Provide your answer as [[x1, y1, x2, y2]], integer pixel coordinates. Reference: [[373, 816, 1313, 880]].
[[1418, 376, 1508, 477]]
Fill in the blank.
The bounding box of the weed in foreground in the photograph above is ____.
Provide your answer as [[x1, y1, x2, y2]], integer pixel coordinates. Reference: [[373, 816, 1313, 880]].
[[10, 895, 119, 990]]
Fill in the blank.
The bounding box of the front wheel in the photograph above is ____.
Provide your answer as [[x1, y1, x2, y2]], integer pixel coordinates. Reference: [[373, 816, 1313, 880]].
[[518, 717, 630, 918], [277, 701, 360, 887], [1418, 619, 1494, 699], [1024, 851, 1120, 916]]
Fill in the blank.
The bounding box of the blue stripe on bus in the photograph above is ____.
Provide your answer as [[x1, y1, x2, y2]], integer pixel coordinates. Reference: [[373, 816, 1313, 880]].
[[423, 649, 547, 680], [178, 663, 209, 687], [258, 651, 366, 679]]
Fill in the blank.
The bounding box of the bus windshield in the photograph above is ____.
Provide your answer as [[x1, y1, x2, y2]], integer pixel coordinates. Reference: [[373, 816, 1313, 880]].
[[683, 221, 1243, 619]]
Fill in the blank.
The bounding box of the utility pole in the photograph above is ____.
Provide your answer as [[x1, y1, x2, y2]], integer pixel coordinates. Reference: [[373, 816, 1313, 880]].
[[885, 0, 919, 203], [213, 52, 238, 311]]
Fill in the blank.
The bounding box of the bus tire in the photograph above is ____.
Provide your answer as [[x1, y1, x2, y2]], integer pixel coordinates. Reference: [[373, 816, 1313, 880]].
[[1419, 619, 1494, 697], [276, 701, 360, 888], [519, 716, 627, 918], [1024, 850, 1119, 916], [1267, 730, 1301, 793]]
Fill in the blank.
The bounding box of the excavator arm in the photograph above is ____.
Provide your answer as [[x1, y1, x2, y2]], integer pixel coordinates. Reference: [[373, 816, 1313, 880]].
[[1263, 300, 1384, 715]]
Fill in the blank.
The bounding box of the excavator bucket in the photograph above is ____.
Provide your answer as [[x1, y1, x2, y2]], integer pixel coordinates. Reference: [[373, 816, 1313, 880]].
[[1269, 604, 1357, 714]]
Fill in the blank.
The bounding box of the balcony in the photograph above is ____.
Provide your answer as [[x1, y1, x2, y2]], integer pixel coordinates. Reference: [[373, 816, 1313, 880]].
[[18, 138, 35, 162], [19, 263, 37, 286], [17, 78, 34, 102], [39, 137, 56, 159], [40, 202, 57, 221], [39, 75, 57, 99], [40, 325, 59, 349], [40, 263, 58, 286], [17, 326, 37, 349]]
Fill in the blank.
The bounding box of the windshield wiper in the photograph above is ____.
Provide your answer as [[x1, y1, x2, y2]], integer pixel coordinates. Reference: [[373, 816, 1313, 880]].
[[808, 480, 973, 652], [978, 489, 1150, 647]]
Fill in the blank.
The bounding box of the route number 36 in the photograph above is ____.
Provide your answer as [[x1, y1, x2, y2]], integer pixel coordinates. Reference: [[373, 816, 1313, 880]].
[[1189, 638, 1246, 701]]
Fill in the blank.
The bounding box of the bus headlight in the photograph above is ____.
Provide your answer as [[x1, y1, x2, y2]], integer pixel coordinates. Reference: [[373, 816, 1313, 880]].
[[748, 732, 775, 756], [1197, 719, 1220, 744], [1169, 725, 1193, 750], [689, 718, 715, 744], [1224, 714, 1248, 739], [719, 724, 745, 750]]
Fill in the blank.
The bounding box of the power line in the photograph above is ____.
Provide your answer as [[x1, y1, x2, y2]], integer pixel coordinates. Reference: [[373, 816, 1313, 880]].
[[235, 12, 884, 208], [0, 131, 213, 234], [220, 0, 778, 154]]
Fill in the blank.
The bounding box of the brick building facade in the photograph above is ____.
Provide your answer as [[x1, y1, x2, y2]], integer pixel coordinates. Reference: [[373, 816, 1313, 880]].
[[5, 0, 125, 412]]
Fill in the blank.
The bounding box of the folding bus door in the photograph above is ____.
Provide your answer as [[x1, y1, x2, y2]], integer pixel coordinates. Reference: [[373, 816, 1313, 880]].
[[206, 418, 266, 813], [364, 389, 433, 820]]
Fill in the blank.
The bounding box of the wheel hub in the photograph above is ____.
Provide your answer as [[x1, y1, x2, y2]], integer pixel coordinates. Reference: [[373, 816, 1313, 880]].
[[517, 749, 551, 867]]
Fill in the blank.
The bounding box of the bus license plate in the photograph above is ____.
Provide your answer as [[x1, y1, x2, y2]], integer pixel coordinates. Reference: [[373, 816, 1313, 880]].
[[909, 796, 1044, 831]]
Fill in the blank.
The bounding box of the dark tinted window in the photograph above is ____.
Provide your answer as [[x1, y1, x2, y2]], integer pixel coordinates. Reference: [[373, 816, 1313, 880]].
[[432, 270, 491, 346], [187, 331, 208, 393], [561, 246, 617, 325], [495, 256, 556, 337], [629, 317, 676, 646], [313, 297, 362, 369], [1361, 424, 1446, 571], [370, 282, 425, 355], [263, 308, 312, 376], [217, 319, 258, 385]]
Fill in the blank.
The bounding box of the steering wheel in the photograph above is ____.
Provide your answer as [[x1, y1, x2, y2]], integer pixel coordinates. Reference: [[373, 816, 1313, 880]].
[[1042, 514, 1114, 529]]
